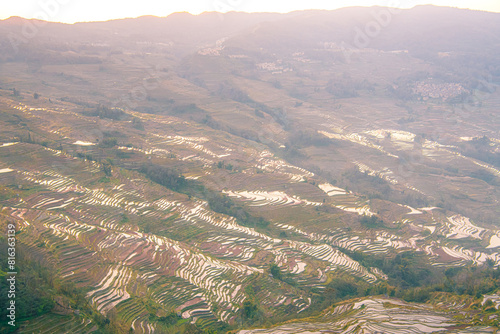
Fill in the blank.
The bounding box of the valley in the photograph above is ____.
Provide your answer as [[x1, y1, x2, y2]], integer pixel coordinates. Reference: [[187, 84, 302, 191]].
[[0, 5, 500, 333]]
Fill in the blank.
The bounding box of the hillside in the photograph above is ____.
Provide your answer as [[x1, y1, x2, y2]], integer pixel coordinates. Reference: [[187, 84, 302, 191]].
[[0, 6, 500, 333]]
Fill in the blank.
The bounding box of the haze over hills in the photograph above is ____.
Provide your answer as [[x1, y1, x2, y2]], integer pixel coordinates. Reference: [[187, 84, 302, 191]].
[[2, 6, 500, 59], [0, 5, 500, 334]]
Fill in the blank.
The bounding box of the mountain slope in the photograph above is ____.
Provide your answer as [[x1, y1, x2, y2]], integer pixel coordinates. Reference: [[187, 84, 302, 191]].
[[0, 6, 500, 333]]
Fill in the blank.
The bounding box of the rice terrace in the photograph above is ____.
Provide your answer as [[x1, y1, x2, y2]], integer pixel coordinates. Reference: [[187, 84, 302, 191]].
[[1, 1, 500, 333]]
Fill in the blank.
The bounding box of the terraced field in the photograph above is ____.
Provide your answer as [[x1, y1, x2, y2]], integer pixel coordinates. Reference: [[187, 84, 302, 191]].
[[238, 297, 497, 333], [1, 7, 500, 332], [223, 189, 322, 207], [0, 138, 380, 330], [2, 98, 500, 331], [17, 314, 97, 334]]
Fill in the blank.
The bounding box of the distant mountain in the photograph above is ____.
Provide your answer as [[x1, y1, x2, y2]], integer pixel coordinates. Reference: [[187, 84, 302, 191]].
[[1, 6, 499, 70], [0, 12, 290, 57], [224, 6, 500, 64]]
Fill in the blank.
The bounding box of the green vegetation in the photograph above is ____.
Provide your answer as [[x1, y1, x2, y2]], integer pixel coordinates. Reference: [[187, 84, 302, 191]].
[[141, 163, 270, 230], [0, 263, 54, 332], [84, 105, 125, 120], [270, 263, 282, 280], [206, 193, 269, 229], [459, 136, 500, 169], [141, 164, 187, 192], [269, 263, 297, 287], [0, 241, 109, 333], [99, 138, 118, 148], [359, 215, 384, 229], [339, 166, 430, 208], [148, 312, 211, 333], [286, 130, 332, 149], [171, 103, 207, 115], [131, 117, 144, 131], [217, 81, 252, 103]]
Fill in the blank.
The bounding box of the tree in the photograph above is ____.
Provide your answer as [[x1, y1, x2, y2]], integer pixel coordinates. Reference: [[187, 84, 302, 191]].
[[242, 300, 258, 319], [99, 137, 118, 148], [141, 164, 187, 192], [360, 215, 383, 228], [270, 263, 282, 280], [131, 117, 144, 130], [101, 162, 112, 177]]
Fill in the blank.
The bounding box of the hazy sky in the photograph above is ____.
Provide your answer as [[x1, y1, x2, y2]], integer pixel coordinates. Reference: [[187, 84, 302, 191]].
[[2, 0, 500, 23]]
